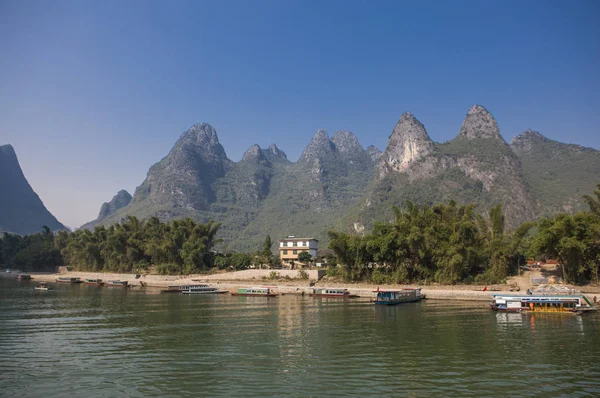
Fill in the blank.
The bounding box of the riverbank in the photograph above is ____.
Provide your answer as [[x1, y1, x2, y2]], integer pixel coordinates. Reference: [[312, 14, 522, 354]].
[[5, 269, 599, 301]]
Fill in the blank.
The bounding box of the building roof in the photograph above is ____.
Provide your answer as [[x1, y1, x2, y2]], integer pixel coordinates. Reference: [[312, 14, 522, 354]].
[[278, 237, 318, 242]]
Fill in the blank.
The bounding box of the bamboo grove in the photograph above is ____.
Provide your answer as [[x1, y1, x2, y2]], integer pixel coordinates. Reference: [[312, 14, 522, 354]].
[[327, 184, 600, 284], [0, 216, 221, 275], [1, 184, 599, 283]]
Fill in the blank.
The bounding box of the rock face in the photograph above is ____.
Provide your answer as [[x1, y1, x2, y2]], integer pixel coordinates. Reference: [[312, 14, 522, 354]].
[[511, 129, 600, 214], [98, 190, 132, 220], [133, 123, 232, 211], [0, 144, 66, 235], [379, 112, 434, 178], [459, 105, 502, 140], [81, 105, 598, 250]]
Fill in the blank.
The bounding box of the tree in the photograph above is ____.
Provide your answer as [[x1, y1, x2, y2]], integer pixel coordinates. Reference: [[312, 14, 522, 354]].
[[583, 184, 600, 217], [261, 235, 273, 266], [297, 251, 312, 265]]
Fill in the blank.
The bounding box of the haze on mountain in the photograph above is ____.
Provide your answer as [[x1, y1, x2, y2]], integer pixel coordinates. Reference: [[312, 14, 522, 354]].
[[0, 144, 66, 235], [81, 105, 600, 251]]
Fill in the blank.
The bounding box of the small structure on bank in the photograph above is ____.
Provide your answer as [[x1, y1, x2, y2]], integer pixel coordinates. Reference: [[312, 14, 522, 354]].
[[278, 236, 318, 268]]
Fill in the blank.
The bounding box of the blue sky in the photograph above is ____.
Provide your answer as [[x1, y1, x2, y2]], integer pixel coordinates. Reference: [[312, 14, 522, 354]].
[[0, 0, 599, 228]]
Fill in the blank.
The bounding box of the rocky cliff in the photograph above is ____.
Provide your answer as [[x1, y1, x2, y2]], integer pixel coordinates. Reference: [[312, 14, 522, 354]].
[[511, 129, 600, 215], [0, 144, 66, 235]]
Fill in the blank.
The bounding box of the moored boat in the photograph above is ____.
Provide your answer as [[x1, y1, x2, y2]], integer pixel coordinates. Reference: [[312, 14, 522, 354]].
[[84, 278, 104, 286], [161, 285, 187, 293], [17, 274, 32, 280], [180, 284, 228, 294], [489, 294, 596, 314], [106, 280, 129, 287], [35, 282, 52, 291], [309, 288, 358, 298], [373, 288, 423, 305], [55, 277, 82, 283], [231, 287, 278, 297]]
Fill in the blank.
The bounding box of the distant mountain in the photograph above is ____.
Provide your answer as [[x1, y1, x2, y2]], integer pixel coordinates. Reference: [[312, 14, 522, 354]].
[[511, 129, 600, 215], [81, 105, 598, 251], [80, 189, 132, 230], [351, 105, 535, 230], [0, 144, 66, 235]]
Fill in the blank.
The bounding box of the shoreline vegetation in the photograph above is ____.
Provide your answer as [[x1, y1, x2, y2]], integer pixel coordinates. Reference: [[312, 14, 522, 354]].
[[1, 187, 599, 294]]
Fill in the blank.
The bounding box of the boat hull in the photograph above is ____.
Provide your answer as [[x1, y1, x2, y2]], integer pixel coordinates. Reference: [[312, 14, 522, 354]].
[[182, 290, 228, 294], [231, 293, 278, 297], [309, 293, 358, 298], [374, 297, 422, 305]]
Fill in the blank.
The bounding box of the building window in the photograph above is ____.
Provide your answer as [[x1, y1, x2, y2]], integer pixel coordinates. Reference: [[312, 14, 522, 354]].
[[283, 250, 288, 255], [293, 250, 297, 254], [293, 242, 297, 247]]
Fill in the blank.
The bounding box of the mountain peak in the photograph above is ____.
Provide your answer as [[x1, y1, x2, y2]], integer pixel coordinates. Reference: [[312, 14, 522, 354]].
[[265, 143, 288, 160], [181, 123, 220, 146], [459, 104, 501, 140], [299, 129, 335, 163], [378, 112, 434, 176], [97, 190, 132, 220], [366, 145, 382, 162], [331, 130, 363, 154], [510, 129, 549, 154], [242, 144, 267, 162]]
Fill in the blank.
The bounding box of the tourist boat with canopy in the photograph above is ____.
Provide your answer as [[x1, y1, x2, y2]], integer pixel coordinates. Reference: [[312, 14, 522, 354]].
[[489, 294, 596, 314], [373, 288, 423, 305], [180, 284, 228, 294], [231, 287, 278, 297], [55, 277, 82, 283], [309, 288, 358, 298]]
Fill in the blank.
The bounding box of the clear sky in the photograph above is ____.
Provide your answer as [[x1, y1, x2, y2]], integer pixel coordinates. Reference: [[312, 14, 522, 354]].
[[0, 0, 599, 228]]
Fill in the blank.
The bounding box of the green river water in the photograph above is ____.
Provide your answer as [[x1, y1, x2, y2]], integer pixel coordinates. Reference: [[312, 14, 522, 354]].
[[1, 279, 599, 397]]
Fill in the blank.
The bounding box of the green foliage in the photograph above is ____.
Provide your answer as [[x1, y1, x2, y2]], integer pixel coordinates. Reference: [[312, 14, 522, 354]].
[[0, 217, 221, 275], [329, 201, 532, 284], [268, 271, 279, 280], [297, 251, 312, 265]]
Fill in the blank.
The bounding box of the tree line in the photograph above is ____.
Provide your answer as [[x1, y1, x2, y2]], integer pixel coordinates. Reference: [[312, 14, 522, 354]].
[[2, 185, 599, 283], [328, 184, 600, 285]]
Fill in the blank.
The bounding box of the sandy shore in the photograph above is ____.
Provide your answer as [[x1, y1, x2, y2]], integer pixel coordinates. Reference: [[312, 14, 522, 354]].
[[4, 268, 599, 302]]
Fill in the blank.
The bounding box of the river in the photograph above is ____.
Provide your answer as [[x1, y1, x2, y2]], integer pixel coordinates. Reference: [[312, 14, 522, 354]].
[[1, 279, 599, 397]]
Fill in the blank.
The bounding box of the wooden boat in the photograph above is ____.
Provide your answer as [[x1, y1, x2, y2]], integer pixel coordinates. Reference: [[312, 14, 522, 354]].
[[160, 285, 189, 293], [55, 277, 82, 283], [373, 288, 423, 305], [35, 282, 52, 291], [106, 280, 129, 287], [489, 294, 597, 314], [309, 287, 358, 298], [231, 287, 278, 297], [17, 274, 32, 280], [84, 278, 104, 286], [180, 284, 228, 294]]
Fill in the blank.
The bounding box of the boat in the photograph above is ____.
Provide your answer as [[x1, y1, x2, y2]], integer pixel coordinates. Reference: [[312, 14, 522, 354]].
[[489, 294, 597, 314], [231, 287, 279, 297], [106, 280, 129, 287], [160, 285, 189, 293], [180, 284, 228, 294], [55, 277, 82, 283], [84, 278, 104, 286], [17, 274, 32, 280], [309, 287, 358, 298], [373, 288, 423, 305], [35, 282, 52, 291]]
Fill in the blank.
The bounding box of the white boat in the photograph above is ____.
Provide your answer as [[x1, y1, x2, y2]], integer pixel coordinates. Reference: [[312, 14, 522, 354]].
[[35, 282, 52, 291], [489, 294, 596, 314], [180, 284, 228, 294]]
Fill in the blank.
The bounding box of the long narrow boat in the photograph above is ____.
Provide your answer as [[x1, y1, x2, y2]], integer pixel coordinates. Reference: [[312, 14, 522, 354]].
[[84, 278, 104, 286], [373, 288, 423, 305], [231, 287, 278, 297], [180, 284, 228, 294], [106, 280, 129, 288], [309, 288, 358, 298], [17, 274, 32, 280], [489, 294, 596, 314], [35, 282, 52, 291], [161, 285, 187, 293], [55, 277, 82, 283]]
